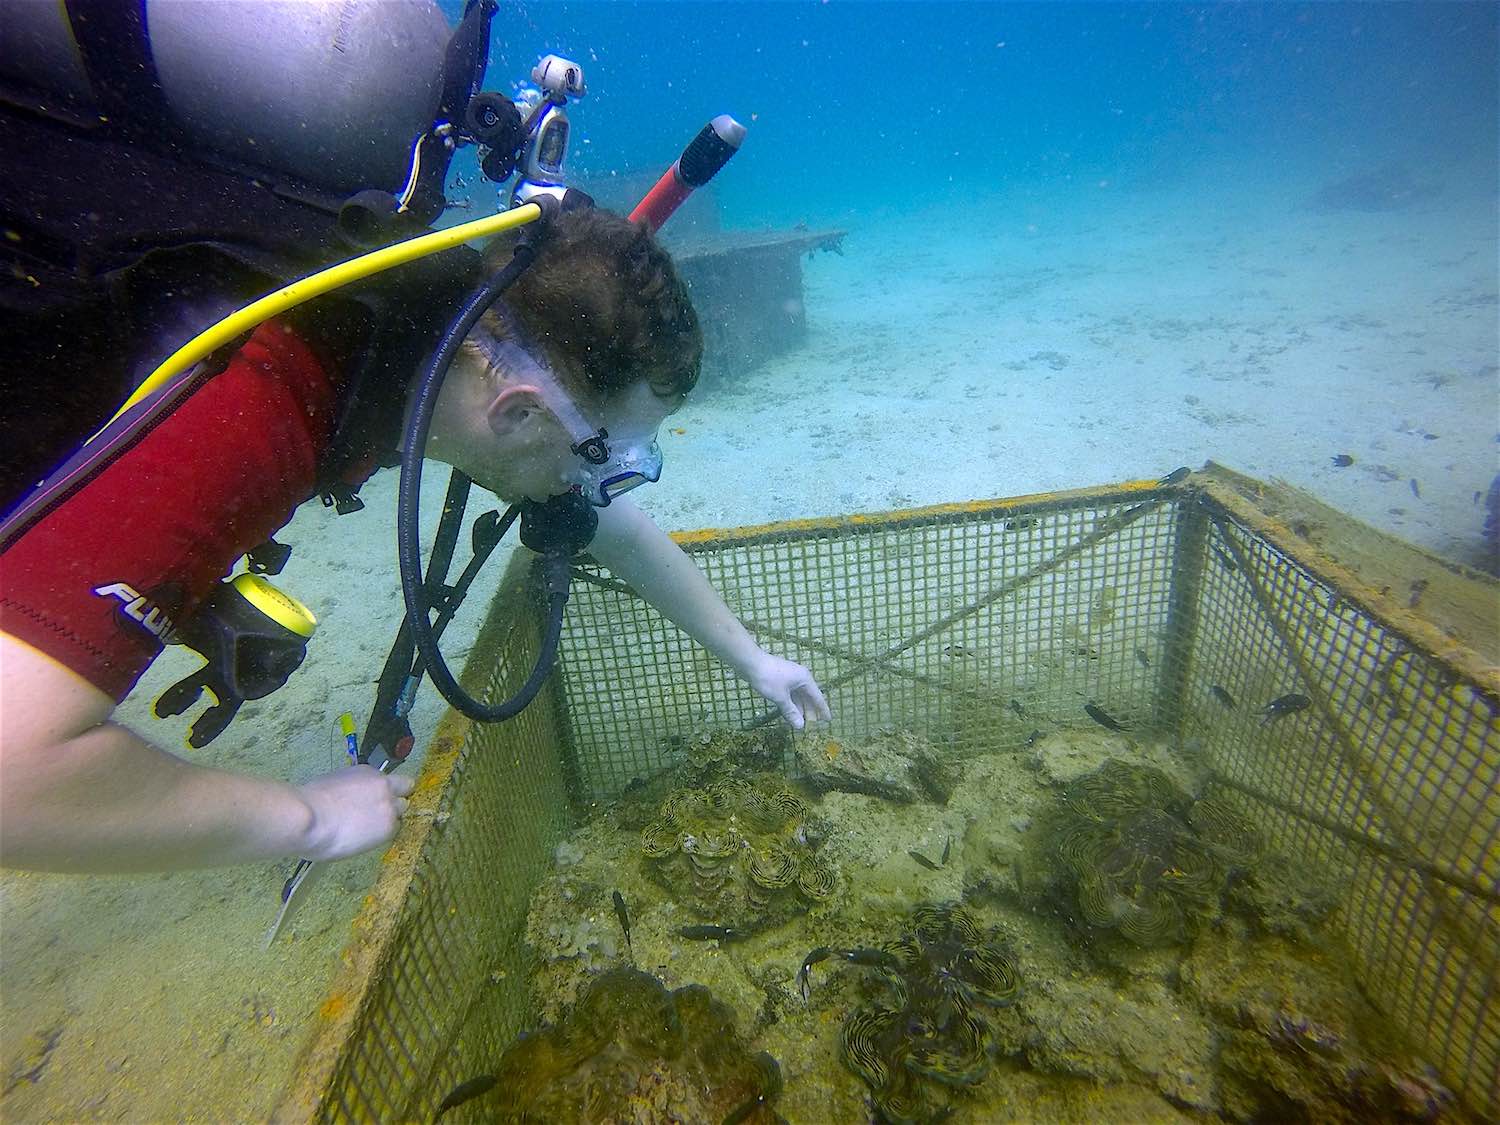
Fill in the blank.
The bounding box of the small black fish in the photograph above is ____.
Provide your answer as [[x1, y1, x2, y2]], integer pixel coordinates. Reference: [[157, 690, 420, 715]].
[[798, 946, 834, 1000], [434, 1075, 497, 1119], [1009, 699, 1025, 717], [612, 890, 632, 953], [1158, 466, 1191, 486], [1261, 693, 1312, 722], [941, 835, 953, 865], [942, 643, 975, 658], [908, 849, 940, 871], [1084, 702, 1129, 732], [678, 923, 750, 943], [839, 947, 904, 971], [1331, 453, 1354, 468], [797, 946, 902, 1001], [1135, 648, 1151, 668], [1023, 729, 1043, 748], [1210, 685, 1237, 709], [1410, 478, 1421, 498], [1408, 578, 1428, 609], [1210, 543, 1238, 572], [1004, 517, 1037, 531]]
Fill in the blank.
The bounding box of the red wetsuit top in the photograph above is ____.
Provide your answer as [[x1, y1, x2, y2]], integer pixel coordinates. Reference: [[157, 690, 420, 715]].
[[0, 321, 342, 701]]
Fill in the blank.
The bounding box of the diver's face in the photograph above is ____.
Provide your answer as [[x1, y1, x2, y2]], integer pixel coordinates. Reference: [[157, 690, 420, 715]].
[[484, 386, 678, 504]]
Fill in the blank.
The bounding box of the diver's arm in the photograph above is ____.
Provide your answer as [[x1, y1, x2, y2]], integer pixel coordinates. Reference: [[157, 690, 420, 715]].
[[589, 498, 763, 670], [0, 633, 410, 872], [588, 499, 831, 728]]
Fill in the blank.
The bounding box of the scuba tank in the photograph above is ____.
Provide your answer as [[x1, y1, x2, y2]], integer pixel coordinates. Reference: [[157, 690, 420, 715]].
[[0, 0, 450, 195]]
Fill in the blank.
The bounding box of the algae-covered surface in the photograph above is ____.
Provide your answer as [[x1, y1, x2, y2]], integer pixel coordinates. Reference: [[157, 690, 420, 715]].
[[496, 726, 1470, 1124]]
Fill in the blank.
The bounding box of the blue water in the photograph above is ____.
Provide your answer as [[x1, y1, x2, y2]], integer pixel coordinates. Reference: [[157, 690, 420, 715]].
[[433, 0, 1498, 567], [455, 1, 1497, 229]]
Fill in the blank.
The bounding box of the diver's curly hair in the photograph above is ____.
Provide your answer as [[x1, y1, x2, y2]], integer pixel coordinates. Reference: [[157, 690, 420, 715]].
[[476, 207, 701, 401]]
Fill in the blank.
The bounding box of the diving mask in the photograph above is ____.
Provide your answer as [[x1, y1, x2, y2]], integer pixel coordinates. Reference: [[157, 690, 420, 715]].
[[470, 323, 664, 507]]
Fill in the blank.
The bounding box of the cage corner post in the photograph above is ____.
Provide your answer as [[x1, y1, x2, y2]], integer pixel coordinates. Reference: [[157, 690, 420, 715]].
[[1154, 490, 1212, 738]]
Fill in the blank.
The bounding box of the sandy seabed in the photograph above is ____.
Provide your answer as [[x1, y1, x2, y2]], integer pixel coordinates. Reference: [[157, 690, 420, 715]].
[[2, 169, 1495, 1120]]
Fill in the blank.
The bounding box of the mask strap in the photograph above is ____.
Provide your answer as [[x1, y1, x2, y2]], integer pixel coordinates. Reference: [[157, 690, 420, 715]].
[[467, 318, 605, 459]]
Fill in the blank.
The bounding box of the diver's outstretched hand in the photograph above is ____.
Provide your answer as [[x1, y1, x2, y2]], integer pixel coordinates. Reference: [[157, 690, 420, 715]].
[[745, 652, 832, 730], [296, 765, 414, 861]]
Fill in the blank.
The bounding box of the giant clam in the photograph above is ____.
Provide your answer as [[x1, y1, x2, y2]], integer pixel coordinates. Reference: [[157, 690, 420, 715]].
[[475, 968, 783, 1123], [1035, 759, 1262, 948], [807, 903, 1020, 1124], [640, 772, 835, 929]]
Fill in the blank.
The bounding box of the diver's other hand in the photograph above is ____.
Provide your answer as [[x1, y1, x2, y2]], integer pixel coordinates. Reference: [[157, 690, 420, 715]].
[[295, 765, 414, 861], [744, 652, 832, 730]]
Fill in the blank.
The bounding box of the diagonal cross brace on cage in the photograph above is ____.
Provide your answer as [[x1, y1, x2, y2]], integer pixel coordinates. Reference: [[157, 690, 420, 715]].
[[1205, 511, 1498, 908]]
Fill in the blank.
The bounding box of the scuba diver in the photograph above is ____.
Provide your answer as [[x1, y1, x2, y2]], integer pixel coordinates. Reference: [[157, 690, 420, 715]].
[[0, 0, 830, 874]]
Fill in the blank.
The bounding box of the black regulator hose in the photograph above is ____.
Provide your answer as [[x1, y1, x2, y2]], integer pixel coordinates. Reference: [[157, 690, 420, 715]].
[[396, 194, 585, 722]]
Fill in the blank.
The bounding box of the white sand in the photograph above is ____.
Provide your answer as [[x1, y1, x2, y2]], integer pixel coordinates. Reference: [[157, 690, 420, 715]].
[[2, 164, 1495, 1118]]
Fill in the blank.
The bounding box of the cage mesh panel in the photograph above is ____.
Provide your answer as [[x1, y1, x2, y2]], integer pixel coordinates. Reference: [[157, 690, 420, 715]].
[[292, 485, 1498, 1122], [296, 564, 572, 1124], [1187, 507, 1499, 1116], [557, 496, 1179, 799]]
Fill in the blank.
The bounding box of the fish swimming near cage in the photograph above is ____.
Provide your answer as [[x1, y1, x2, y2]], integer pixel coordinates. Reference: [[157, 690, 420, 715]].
[[1261, 693, 1312, 722], [1084, 702, 1129, 732], [612, 890, 632, 953]]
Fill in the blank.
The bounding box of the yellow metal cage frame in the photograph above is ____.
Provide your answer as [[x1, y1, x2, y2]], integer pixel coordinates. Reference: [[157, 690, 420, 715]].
[[274, 469, 1499, 1122]]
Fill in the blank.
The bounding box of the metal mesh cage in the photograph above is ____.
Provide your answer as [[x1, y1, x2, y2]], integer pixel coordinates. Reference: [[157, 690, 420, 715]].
[[1181, 497, 1500, 1109], [274, 554, 573, 1124], [557, 487, 1182, 801], [276, 474, 1499, 1122]]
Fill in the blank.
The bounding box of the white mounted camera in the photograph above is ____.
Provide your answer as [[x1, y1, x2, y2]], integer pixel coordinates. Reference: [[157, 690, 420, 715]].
[[532, 54, 587, 100]]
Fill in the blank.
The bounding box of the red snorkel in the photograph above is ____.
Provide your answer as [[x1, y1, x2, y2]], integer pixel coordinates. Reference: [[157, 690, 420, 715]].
[[629, 114, 747, 232]]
